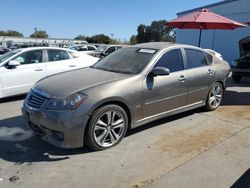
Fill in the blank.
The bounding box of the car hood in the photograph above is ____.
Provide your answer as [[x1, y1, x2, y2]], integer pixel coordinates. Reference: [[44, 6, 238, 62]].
[[34, 67, 129, 98]]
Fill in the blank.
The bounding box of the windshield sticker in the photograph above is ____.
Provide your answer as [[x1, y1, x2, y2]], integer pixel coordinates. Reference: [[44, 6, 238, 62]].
[[138, 49, 156, 54]]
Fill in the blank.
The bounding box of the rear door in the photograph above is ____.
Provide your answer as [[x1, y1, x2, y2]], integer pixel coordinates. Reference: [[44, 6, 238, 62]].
[[45, 49, 79, 75], [143, 48, 188, 118], [184, 48, 215, 105], [0, 49, 46, 96]]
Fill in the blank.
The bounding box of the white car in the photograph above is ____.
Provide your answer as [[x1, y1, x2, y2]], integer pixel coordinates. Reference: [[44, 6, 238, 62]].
[[68, 45, 97, 55], [0, 47, 99, 98]]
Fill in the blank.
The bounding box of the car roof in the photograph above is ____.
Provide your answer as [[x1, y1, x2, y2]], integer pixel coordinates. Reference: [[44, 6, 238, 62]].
[[134, 42, 202, 50], [17, 47, 70, 52], [107, 44, 131, 47]]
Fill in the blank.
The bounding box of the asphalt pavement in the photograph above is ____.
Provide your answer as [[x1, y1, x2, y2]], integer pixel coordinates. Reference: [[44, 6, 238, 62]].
[[0, 77, 249, 188]]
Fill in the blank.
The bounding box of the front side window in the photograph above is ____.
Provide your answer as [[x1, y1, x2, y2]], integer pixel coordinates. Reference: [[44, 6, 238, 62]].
[[185, 49, 208, 69], [105, 47, 116, 54], [47, 50, 69, 62], [0, 50, 20, 64], [154, 49, 184, 73], [14, 50, 43, 65]]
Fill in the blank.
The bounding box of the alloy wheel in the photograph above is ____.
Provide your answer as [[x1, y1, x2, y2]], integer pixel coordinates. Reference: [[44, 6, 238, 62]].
[[209, 85, 223, 108], [93, 110, 125, 147]]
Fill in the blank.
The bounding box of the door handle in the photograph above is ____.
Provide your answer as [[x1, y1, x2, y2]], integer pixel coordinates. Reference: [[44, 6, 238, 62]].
[[208, 69, 214, 76], [179, 75, 186, 82], [34, 68, 43, 71], [69, 65, 76, 67]]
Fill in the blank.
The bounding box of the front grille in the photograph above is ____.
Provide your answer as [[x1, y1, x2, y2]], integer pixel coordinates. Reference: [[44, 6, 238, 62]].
[[25, 89, 49, 109]]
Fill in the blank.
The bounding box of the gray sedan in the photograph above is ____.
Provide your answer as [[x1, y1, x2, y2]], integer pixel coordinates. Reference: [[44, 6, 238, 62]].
[[22, 42, 230, 150]]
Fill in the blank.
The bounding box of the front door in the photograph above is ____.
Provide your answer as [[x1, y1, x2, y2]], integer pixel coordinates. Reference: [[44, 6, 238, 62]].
[[0, 49, 46, 96], [143, 49, 188, 118]]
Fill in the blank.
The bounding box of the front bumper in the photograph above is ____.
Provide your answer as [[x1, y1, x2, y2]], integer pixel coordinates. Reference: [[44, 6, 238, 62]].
[[22, 104, 89, 149]]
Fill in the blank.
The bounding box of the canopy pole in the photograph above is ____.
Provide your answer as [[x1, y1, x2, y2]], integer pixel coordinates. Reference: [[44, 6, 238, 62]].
[[198, 28, 202, 47]]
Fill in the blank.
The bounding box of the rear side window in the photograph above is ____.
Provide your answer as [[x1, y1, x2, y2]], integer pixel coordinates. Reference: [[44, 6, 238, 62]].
[[87, 46, 96, 50], [185, 49, 208, 69], [154, 49, 184, 73], [47, 50, 69, 62]]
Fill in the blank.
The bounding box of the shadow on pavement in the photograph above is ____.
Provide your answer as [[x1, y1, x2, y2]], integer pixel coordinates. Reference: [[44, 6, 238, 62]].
[[231, 168, 250, 188], [0, 115, 91, 163], [127, 108, 203, 136], [0, 107, 203, 163]]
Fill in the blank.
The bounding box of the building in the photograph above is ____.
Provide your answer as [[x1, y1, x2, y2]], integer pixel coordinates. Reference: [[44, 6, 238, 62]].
[[176, 0, 250, 63], [0, 36, 87, 48]]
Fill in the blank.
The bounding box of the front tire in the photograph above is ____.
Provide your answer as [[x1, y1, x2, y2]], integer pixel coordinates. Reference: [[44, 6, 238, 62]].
[[85, 105, 128, 151], [205, 82, 224, 111]]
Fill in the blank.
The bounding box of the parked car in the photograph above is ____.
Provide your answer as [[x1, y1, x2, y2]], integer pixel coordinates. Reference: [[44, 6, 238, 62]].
[[90, 44, 129, 58], [231, 37, 250, 82], [231, 54, 250, 82], [0, 47, 11, 55], [22, 42, 230, 150], [68, 45, 97, 54], [0, 47, 99, 98]]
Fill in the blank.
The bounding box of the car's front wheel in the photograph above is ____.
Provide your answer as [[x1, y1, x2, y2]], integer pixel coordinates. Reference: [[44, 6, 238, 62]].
[[85, 105, 128, 151], [205, 82, 224, 111]]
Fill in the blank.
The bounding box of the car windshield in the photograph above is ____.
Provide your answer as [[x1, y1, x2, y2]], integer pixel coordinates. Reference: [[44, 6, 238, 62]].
[[95, 45, 108, 52], [0, 50, 20, 63], [92, 47, 157, 74]]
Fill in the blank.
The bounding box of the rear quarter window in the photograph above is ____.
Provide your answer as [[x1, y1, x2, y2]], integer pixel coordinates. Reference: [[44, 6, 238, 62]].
[[203, 52, 213, 65]]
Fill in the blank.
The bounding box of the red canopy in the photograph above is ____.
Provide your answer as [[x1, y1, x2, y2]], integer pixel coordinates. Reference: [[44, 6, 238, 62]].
[[166, 9, 246, 29], [166, 9, 247, 46]]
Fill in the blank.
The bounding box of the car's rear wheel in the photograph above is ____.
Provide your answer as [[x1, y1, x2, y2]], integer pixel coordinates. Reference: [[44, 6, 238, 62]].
[[85, 105, 128, 151], [205, 82, 224, 111], [232, 73, 242, 82]]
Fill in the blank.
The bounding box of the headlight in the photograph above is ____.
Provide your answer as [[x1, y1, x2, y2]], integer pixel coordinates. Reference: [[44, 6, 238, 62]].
[[46, 93, 87, 110]]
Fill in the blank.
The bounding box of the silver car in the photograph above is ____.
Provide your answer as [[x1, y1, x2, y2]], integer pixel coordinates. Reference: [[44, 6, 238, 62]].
[[22, 42, 230, 150]]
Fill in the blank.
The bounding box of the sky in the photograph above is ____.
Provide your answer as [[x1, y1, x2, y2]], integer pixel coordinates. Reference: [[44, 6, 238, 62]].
[[1, 0, 220, 40]]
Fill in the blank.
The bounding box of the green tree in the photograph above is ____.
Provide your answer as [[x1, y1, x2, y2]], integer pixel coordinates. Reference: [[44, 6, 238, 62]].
[[130, 35, 137, 45], [0, 31, 6, 36], [136, 24, 147, 43], [30, 30, 49, 38], [6, 30, 23, 37], [135, 20, 175, 43], [0, 30, 23, 37], [74, 35, 86, 40], [86, 34, 111, 44]]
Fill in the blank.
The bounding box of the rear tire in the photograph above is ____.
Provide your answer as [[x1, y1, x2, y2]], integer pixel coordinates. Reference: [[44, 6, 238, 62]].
[[85, 105, 128, 151], [205, 82, 224, 111], [232, 73, 242, 82]]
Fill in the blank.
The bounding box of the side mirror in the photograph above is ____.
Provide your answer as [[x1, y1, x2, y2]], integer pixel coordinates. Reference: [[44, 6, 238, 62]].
[[151, 67, 170, 76], [8, 60, 21, 67]]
